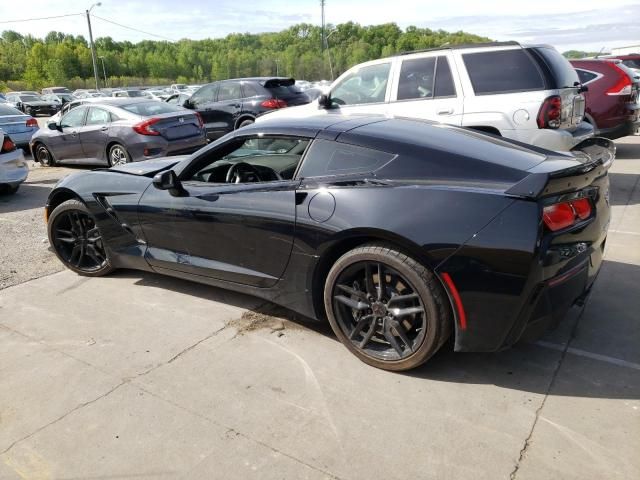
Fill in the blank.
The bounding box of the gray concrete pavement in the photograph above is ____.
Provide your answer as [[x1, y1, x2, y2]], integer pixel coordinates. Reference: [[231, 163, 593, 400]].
[[0, 138, 639, 479]]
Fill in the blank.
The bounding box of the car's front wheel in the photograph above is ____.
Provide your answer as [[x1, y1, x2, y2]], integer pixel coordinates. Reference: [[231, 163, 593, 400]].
[[324, 244, 452, 371], [108, 144, 131, 167], [35, 143, 55, 167], [48, 199, 114, 276]]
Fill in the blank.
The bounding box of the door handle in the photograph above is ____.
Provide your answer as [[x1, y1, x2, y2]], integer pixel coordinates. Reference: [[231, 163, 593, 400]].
[[100, 126, 108, 131], [437, 108, 454, 115]]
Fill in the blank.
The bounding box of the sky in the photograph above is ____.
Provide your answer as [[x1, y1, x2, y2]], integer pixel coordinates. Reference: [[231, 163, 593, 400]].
[[0, 0, 638, 53]]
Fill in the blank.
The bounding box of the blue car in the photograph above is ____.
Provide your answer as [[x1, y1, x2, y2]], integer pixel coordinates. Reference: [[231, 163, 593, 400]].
[[0, 103, 39, 149]]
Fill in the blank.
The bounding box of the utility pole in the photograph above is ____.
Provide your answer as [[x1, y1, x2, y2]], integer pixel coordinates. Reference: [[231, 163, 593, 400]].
[[99, 56, 107, 88], [320, 0, 325, 52], [86, 2, 101, 91]]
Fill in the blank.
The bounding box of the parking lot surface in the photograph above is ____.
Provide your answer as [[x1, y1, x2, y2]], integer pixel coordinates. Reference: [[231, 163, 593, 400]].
[[0, 138, 639, 479]]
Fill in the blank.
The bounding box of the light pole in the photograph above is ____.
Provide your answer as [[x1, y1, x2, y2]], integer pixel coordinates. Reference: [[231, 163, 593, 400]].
[[98, 56, 107, 88], [325, 29, 336, 80], [86, 2, 101, 91]]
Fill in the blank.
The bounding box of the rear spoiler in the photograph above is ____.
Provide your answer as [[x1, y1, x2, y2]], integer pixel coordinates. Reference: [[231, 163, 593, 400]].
[[506, 137, 615, 199], [263, 78, 295, 88]]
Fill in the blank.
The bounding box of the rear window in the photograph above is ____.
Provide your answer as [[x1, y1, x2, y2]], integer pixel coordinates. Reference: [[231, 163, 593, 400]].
[[298, 139, 395, 178], [463, 49, 545, 95], [127, 90, 145, 97], [265, 84, 303, 97], [621, 59, 640, 70], [0, 104, 23, 115], [530, 47, 580, 88], [120, 102, 181, 116]]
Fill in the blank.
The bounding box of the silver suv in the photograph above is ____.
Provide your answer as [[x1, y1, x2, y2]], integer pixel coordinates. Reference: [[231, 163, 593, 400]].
[[260, 42, 592, 152]]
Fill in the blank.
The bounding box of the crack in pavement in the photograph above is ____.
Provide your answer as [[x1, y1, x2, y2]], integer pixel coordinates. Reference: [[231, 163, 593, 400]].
[[509, 303, 589, 480], [0, 381, 127, 456]]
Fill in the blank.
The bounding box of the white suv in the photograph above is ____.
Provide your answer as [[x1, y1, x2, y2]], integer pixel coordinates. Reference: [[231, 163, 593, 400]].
[[259, 42, 593, 152]]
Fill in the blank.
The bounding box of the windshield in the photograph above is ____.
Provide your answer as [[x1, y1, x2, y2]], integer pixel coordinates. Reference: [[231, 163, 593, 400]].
[[127, 90, 145, 97], [19, 95, 42, 102], [121, 101, 182, 116]]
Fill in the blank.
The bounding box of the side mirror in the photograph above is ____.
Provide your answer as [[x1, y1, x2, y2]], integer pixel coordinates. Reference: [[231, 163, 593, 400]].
[[183, 99, 193, 109], [578, 85, 589, 94], [48, 122, 60, 131], [152, 170, 184, 196], [318, 94, 332, 109]]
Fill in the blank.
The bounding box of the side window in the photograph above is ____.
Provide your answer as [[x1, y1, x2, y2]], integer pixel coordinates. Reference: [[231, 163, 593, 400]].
[[217, 82, 241, 101], [576, 69, 598, 84], [242, 83, 260, 98], [463, 49, 545, 95], [60, 107, 86, 128], [190, 84, 217, 107], [434, 57, 456, 97], [331, 62, 391, 105], [185, 136, 310, 184], [397, 57, 436, 100], [298, 139, 395, 178], [86, 107, 111, 126]]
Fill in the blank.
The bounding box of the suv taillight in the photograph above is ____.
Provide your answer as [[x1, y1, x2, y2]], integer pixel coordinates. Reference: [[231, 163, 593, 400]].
[[132, 118, 161, 136], [537, 95, 562, 129], [606, 63, 633, 96], [261, 99, 287, 109], [1, 136, 16, 153], [543, 198, 592, 231]]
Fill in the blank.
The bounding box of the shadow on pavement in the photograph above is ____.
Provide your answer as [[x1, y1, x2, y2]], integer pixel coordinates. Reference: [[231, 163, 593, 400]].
[[614, 140, 640, 160], [111, 258, 640, 401], [608, 172, 640, 206], [0, 182, 52, 214]]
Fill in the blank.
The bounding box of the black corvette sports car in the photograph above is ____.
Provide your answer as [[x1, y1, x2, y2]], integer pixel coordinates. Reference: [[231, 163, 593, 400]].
[[45, 115, 614, 371]]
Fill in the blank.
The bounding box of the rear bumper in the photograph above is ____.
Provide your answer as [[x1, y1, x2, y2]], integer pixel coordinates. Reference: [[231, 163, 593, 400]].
[[0, 148, 28, 186], [596, 119, 640, 140], [127, 134, 207, 162], [502, 121, 594, 152]]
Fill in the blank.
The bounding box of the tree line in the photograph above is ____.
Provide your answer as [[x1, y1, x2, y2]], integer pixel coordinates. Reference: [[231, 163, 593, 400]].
[[0, 23, 492, 91]]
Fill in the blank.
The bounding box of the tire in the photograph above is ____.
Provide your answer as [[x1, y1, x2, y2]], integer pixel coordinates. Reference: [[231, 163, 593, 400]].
[[0, 184, 19, 195], [108, 143, 131, 167], [324, 244, 452, 371], [237, 118, 254, 129], [47, 199, 115, 277], [34, 143, 55, 167], [24, 107, 32, 116]]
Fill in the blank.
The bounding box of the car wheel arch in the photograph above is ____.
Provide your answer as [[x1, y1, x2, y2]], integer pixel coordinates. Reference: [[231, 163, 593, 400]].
[[235, 115, 255, 130], [46, 188, 84, 220], [309, 230, 440, 322]]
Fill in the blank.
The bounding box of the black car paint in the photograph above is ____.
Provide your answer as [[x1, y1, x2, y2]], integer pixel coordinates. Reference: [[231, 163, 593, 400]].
[[46, 115, 612, 352]]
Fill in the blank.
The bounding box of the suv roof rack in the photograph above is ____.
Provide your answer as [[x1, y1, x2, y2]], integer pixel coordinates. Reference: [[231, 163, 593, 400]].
[[399, 41, 521, 56]]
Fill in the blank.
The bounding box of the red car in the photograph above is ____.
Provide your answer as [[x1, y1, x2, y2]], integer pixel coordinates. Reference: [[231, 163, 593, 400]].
[[570, 59, 640, 139]]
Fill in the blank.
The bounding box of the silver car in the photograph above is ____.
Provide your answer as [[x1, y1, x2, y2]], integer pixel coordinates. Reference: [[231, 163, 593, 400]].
[[30, 99, 206, 167], [0, 130, 28, 195], [0, 103, 39, 148]]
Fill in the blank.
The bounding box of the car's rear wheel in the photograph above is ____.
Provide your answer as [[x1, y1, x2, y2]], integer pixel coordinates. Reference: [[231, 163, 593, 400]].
[[324, 244, 452, 371], [35, 143, 55, 167], [48, 199, 114, 276], [108, 144, 131, 167], [237, 118, 254, 129]]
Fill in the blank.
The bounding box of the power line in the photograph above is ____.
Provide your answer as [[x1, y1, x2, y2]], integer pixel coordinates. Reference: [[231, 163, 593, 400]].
[[90, 14, 176, 42], [0, 13, 83, 24]]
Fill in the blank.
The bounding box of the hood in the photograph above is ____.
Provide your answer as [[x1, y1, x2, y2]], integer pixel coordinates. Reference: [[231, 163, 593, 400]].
[[105, 157, 188, 176], [22, 101, 57, 107]]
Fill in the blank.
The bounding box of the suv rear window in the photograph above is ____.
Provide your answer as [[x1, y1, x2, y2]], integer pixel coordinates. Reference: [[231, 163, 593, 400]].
[[463, 49, 545, 95], [530, 47, 579, 89]]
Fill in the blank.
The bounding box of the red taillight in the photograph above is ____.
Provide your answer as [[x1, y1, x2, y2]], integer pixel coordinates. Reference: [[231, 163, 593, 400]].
[[543, 198, 593, 231], [1, 137, 16, 153], [260, 98, 287, 109], [26, 118, 38, 128], [132, 118, 161, 136], [195, 112, 204, 128], [537, 95, 562, 129], [606, 63, 633, 96]]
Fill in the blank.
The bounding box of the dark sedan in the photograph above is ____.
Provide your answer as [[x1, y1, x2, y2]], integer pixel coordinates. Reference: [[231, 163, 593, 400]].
[[44, 115, 613, 371], [183, 77, 310, 140], [31, 99, 206, 167], [5, 92, 60, 116]]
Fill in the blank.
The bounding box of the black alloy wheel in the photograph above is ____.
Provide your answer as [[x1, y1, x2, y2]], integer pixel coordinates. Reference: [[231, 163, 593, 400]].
[[35, 143, 55, 166], [324, 244, 451, 371], [48, 199, 114, 276]]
